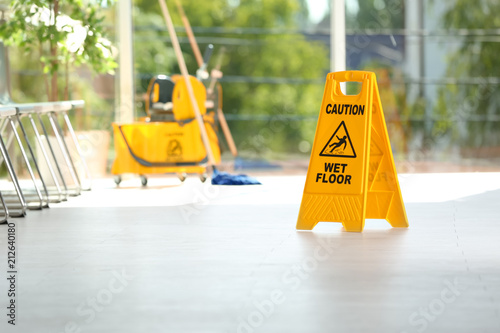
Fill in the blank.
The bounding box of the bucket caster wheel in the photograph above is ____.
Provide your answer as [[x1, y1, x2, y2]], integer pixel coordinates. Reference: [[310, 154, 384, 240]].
[[178, 173, 187, 182], [114, 175, 122, 186], [199, 173, 208, 183], [140, 175, 148, 186]]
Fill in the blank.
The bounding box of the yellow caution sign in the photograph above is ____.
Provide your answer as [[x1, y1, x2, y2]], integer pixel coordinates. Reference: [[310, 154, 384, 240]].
[[297, 71, 408, 232]]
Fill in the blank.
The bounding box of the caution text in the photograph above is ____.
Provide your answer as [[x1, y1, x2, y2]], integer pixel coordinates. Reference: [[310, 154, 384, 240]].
[[326, 104, 365, 116]]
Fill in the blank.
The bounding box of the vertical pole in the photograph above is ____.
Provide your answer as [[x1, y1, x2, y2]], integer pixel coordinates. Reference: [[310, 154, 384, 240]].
[[158, 0, 217, 168], [405, 0, 421, 103], [405, 0, 429, 148], [330, 0, 346, 73], [418, 1, 431, 143], [116, 0, 135, 123]]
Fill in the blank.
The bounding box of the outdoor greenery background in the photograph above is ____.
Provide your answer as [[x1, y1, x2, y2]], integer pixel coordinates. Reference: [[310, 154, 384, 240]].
[[0, 0, 498, 167], [133, 0, 328, 160], [434, 0, 500, 158]]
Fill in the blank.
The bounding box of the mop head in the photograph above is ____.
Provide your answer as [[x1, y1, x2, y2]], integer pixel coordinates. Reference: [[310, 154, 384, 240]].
[[211, 170, 261, 185]]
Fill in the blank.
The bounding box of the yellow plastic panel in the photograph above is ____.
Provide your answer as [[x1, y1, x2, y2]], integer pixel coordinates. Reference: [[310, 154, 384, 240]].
[[296, 71, 408, 232], [111, 115, 220, 176], [172, 75, 206, 120]]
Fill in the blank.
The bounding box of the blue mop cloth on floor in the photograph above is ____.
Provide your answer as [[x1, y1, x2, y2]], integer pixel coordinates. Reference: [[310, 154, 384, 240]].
[[211, 171, 261, 185]]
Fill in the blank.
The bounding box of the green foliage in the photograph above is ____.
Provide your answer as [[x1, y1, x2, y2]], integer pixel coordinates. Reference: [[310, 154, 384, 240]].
[[0, 0, 117, 100], [347, 0, 405, 30], [133, 7, 178, 98], [134, 0, 329, 157], [435, 0, 500, 148]]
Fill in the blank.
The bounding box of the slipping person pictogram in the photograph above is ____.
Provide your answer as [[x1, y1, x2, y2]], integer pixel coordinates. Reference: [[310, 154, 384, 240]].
[[329, 135, 347, 153], [319, 121, 356, 158]]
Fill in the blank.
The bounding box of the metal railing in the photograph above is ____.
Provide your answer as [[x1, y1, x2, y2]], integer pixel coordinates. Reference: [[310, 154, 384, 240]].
[[0, 100, 90, 222]]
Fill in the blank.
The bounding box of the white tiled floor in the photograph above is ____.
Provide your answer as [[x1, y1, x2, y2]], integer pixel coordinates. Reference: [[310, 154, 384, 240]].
[[0, 173, 499, 333]]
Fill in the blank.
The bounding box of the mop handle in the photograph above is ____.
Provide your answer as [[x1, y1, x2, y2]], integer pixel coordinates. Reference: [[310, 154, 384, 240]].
[[158, 0, 217, 168], [175, 0, 222, 92], [216, 83, 238, 157], [207, 47, 225, 95], [171, 1, 235, 157], [201, 44, 214, 71], [175, 0, 203, 67]]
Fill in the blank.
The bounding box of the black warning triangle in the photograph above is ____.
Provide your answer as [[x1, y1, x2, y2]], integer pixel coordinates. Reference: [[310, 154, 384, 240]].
[[319, 121, 356, 158]]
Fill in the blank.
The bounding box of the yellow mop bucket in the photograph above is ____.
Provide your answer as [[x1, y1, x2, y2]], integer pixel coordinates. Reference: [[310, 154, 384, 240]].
[[111, 75, 221, 185]]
